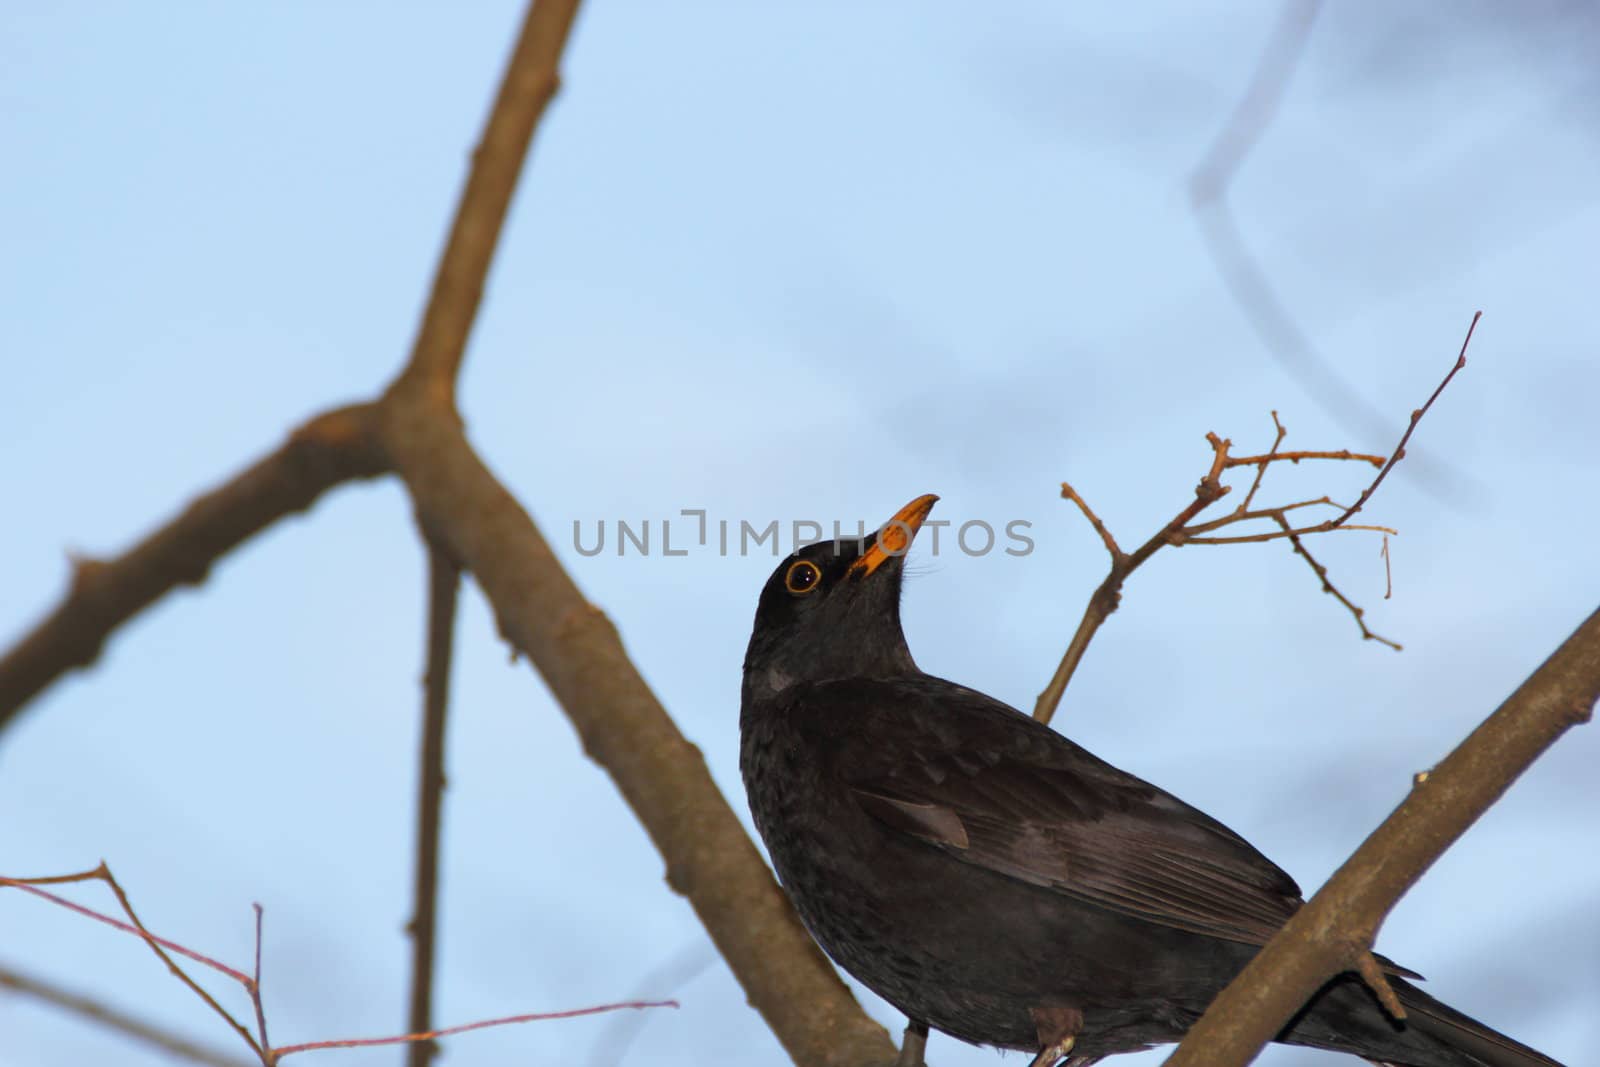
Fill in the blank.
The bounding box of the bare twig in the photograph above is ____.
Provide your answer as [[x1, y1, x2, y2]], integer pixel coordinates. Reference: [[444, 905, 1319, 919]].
[[1036, 320, 1477, 726], [1275, 516, 1401, 651], [406, 537, 461, 1067], [1224, 449, 1385, 469], [0, 961, 255, 1067], [1033, 436, 1234, 722], [250, 905, 271, 1062], [3, 867, 678, 1065], [3, 867, 262, 1058], [1182, 521, 1396, 546], [1381, 535, 1394, 599], [1331, 312, 1478, 526], [1238, 410, 1288, 511], [274, 1001, 678, 1059], [1164, 606, 1600, 1066]]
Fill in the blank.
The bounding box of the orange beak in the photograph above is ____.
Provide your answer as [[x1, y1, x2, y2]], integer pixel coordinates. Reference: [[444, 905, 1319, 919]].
[[847, 494, 939, 578]]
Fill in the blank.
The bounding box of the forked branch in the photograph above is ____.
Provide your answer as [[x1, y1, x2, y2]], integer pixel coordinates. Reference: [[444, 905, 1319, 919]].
[[0, 866, 676, 1067], [1033, 313, 1479, 725]]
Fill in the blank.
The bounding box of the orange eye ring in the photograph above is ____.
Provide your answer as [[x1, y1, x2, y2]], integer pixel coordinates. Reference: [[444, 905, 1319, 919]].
[[784, 559, 822, 595]]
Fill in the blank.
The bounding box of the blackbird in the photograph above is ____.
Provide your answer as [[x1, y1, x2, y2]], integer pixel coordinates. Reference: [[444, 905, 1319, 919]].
[[740, 494, 1563, 1067]]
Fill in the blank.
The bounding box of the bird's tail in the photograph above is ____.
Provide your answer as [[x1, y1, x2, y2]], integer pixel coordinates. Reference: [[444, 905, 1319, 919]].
[[1284, 974, 1563, 1067], [1380, 978, 1565, 1067]]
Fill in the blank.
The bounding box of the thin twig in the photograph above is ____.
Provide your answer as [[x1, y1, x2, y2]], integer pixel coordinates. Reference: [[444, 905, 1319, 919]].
[[0, 961, 255, 1067], [1033, 436, 1235, 723], [1332, 312, 1478, 526], [273, 1001, 679, 1059], [250, 905, 271, 1062], [1275, 516, 1401, 650], [1381, 535, 1393, 600], [1183, 494, 1337, 535], [406, 537, 461, 1067], [4, 865, 678, 1065], [2, 867, 262, 1059], [1183, 521, 1397, 546], [1224, 449, 1385, 468], [1239, 410, 1288, 512], [1037, 325, 1480, 724], [1059, 483, 1124, 562]]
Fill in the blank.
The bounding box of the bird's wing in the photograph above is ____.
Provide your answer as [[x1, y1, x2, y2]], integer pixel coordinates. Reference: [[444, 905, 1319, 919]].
[[805, 676, 1308, 949]]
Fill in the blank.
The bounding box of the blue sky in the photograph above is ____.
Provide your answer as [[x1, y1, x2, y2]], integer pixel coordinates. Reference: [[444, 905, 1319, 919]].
[[2, 4, 1597, 1065]]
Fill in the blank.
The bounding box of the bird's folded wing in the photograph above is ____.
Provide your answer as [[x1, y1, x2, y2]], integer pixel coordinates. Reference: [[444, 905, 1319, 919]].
[[820, 675, 1306, 948], [852, 760, 1302, 947]]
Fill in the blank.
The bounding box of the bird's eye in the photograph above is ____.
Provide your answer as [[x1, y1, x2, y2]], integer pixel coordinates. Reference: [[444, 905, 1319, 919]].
[[784, 560, 822, 595]]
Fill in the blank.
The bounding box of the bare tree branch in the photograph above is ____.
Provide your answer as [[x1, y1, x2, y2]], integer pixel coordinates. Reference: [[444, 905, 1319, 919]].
[[0, 404, 387, 729], [388, 0, 581, 400], [1164, 606, 1600, 1066], [405, 539, 460, 1067], [376, 404, 897, 1067], [2, 1, 898, 1061]]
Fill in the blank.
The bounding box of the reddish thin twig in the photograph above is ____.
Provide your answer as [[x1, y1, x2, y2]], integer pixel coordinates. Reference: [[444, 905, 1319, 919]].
[[3, 867, 262, 1058], [4, 866, 679, 1066], [273, 1001, 679, 1059], [1, 873, 250, 984]]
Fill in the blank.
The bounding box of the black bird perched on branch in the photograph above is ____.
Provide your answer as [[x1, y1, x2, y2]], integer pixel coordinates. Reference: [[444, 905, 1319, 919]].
[[740, 494, 1563, 1067]]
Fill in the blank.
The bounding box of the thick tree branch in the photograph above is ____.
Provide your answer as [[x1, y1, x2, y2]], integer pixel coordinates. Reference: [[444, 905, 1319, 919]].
[[2, 3, 898, 1062], [377, 401, 897, 1067], [372, 0, 893, 1055], [0, 403, 387, 729], [1164, 606, 1600, 1066]]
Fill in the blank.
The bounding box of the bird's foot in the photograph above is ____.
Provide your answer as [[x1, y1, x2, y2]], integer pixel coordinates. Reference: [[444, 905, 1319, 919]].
[[1028, 1004, 1085, 1067], [894, 1018, 929, 1067]]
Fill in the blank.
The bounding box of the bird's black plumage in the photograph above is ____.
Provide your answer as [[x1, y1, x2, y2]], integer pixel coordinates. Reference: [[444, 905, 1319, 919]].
[[739, 495, 1563, 1066]]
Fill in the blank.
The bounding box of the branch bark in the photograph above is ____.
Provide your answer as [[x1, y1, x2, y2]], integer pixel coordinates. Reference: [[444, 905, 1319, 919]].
[[1164, 605, 1600, 1066], [405, 538, 461, 1067], [2, 2, 897, 1060], [0, 403, 388, 728], [390, 0, 579, 401], [377, 397, 897, 1066]]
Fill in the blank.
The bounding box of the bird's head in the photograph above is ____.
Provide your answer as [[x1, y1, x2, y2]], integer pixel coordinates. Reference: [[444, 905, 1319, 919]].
[[742, 493, 938, 702]]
